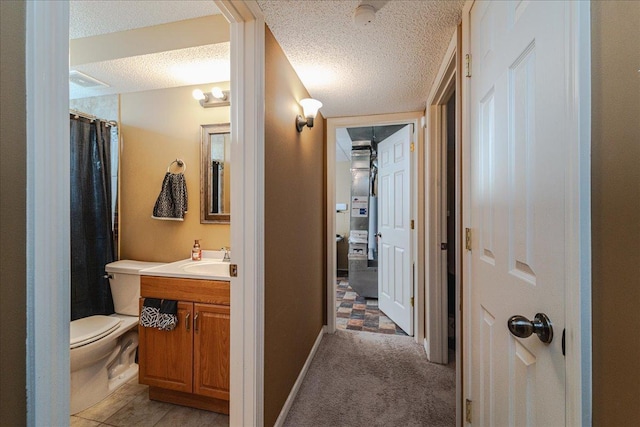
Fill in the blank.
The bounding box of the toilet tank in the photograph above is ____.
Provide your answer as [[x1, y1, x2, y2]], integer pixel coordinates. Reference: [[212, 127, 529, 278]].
[[105, 260, 164, 316]]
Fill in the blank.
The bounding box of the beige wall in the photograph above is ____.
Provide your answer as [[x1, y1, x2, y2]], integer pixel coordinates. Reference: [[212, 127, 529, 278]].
[[0, 1, 27, 425], [263, 27, 326, 427], [591, 1, 640, 424], [336, 161, 351, 270], [120, 83, 230, 262]]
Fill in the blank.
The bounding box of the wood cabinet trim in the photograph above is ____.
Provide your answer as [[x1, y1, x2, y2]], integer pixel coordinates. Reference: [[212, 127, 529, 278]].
[[141, 275, 230, 305], [149, 386, 229, 414]]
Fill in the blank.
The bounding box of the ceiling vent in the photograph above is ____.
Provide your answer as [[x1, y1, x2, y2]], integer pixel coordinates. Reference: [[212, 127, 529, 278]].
[[69, 70, 109, 88]]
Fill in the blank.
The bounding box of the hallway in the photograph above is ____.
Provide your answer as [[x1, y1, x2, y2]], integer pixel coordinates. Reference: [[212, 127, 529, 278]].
[[283, 330, 455, 426]]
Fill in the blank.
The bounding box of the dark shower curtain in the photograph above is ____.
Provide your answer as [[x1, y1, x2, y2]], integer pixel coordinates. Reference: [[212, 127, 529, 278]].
[[70, 115, 116, 320]]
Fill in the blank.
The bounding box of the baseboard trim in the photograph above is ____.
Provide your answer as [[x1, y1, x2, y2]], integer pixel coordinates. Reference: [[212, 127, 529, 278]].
[[274, 326, 326, 427]]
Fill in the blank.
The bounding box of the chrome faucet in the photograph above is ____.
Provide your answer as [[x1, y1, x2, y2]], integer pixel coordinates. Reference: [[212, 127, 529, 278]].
[[221, 247, 231, 262]]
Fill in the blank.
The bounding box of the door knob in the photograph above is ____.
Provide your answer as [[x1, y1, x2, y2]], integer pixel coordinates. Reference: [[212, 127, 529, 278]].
[[376, 232, 382, 238], [507, 313, 553, 344]]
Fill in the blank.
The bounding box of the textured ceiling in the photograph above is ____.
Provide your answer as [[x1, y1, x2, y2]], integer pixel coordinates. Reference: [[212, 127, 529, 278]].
[[69, 0, 464, 119], [257, 0, 464, 118], [69, 0, 227, 99], [70, 44, 230, 99], [70, 0, 220, 39]]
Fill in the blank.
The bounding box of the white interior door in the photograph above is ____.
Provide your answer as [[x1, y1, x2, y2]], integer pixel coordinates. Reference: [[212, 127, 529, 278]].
[[468, 1, 569, 425], [378, 125, 412, 335]]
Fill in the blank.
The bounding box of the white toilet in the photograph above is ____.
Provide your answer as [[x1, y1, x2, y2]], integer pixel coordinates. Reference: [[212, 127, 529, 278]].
[[70, 260, 162, 415]]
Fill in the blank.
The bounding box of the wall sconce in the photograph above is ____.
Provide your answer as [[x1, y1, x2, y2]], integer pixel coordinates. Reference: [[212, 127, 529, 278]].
[[192, 87, 231, 108], [296, 98, 323, 132]]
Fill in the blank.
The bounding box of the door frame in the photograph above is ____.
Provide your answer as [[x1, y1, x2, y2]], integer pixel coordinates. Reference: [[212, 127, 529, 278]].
[[326, 112, 424, 343], [424, 30, 459, 364], [215, 2, 265, 426], [424, 28, 462, 424], [25, 2, 71, 423], [25, 1, 265, 425], [460, 1, 592, 425]]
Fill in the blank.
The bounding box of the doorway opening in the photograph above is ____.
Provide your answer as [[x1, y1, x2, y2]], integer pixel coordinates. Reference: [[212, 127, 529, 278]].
[[335, 124, 411, 336], [423, 29, 460, 422], [26, 1, 263, 425], [327, 112, 424, 341]]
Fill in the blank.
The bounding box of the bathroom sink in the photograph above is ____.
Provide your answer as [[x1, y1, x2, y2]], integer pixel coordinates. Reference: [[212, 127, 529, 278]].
[[181, 260, 230, 277], [139, 251, 231, 280]]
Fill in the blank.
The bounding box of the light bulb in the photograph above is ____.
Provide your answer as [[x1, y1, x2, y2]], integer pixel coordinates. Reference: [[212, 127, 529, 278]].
[[211, 87, 226, 100], [192, 89, 206, 101]]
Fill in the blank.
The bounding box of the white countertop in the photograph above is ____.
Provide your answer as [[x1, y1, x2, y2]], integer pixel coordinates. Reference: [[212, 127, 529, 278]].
[[140, 250, 231, 281]]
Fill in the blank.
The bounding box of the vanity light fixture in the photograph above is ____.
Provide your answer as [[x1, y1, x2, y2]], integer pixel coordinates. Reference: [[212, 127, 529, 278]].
[[296, 98, 323, 132], [192, 87, 230, 108]]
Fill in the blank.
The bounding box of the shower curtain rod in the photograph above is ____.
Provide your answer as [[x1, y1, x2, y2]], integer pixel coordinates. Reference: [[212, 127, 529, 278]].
[[70, 109, 118, 127]]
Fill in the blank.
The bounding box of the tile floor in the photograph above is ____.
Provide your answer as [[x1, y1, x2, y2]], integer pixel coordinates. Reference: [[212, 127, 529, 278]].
[[71, 378, 228, 427], [336, 277, 408, 336]]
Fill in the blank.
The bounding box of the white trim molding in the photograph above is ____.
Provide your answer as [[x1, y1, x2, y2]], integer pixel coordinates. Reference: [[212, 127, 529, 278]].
[[460, 4, 474, 425], [564, 1, 592, 425], [326, 116, 337, 334], [424, 30, 457, 366], [215, 1, 266, 426], [26, 1, 70, 425], [273, 327, 326, 427], [326, 112, 424, 343]]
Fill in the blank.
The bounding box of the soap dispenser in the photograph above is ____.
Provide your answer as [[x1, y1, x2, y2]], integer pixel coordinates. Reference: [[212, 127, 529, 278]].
[[191, 240, 202, 261]]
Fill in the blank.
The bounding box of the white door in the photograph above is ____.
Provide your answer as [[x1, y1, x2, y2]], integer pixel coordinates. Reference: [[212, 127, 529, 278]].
[[378, 125, 412, 335], [468, 1, 569, 425]]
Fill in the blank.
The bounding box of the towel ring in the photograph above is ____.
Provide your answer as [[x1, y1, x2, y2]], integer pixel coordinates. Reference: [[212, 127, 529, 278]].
[[167, 159, 186, 173]]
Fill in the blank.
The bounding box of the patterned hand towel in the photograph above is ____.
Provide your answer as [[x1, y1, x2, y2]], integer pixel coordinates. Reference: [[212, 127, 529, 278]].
[[152, 172, 188, 221], [158, 300, 178, 331], [140, 298, 161, 328]]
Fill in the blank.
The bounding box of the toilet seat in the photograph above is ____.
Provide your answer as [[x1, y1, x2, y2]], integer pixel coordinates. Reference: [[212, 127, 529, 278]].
[[70, 315, 122, 349]]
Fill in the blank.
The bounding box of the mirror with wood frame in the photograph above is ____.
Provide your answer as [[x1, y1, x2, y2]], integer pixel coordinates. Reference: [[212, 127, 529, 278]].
[[200, 123, 231, 224]]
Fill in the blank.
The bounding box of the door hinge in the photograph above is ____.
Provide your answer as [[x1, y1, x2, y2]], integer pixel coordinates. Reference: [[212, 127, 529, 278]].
[[465, 399, 473, 423], [230, 264, 238, 277], [465, 228, 472, 251], [410, 142, 415, 152], [410, 296, 414, 307], [465, 54, 472, 78], [411, 219, 415, 230]]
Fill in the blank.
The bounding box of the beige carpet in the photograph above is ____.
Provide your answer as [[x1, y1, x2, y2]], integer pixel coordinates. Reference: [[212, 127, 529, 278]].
[[283, 330, 455, 427]]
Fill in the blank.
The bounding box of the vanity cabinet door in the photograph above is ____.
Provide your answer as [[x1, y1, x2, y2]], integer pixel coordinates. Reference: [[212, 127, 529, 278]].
[[193, 303, 230, 400], [139, 300, 193, 393]]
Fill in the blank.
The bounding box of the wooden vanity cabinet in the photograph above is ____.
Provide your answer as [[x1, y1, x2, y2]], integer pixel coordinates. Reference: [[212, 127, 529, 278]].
[[138, 301, 194, 393], [193, 303, 230, 400], [138, 276, 230, 414]]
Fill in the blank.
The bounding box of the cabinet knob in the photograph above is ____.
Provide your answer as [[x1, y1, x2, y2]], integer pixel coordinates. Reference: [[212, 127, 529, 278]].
[[194, 312, 199, 332], [185, 312, 191, 331]]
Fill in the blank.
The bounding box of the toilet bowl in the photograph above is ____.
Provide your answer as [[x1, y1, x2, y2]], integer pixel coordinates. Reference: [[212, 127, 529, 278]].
[[70, 260, 162, 415]]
